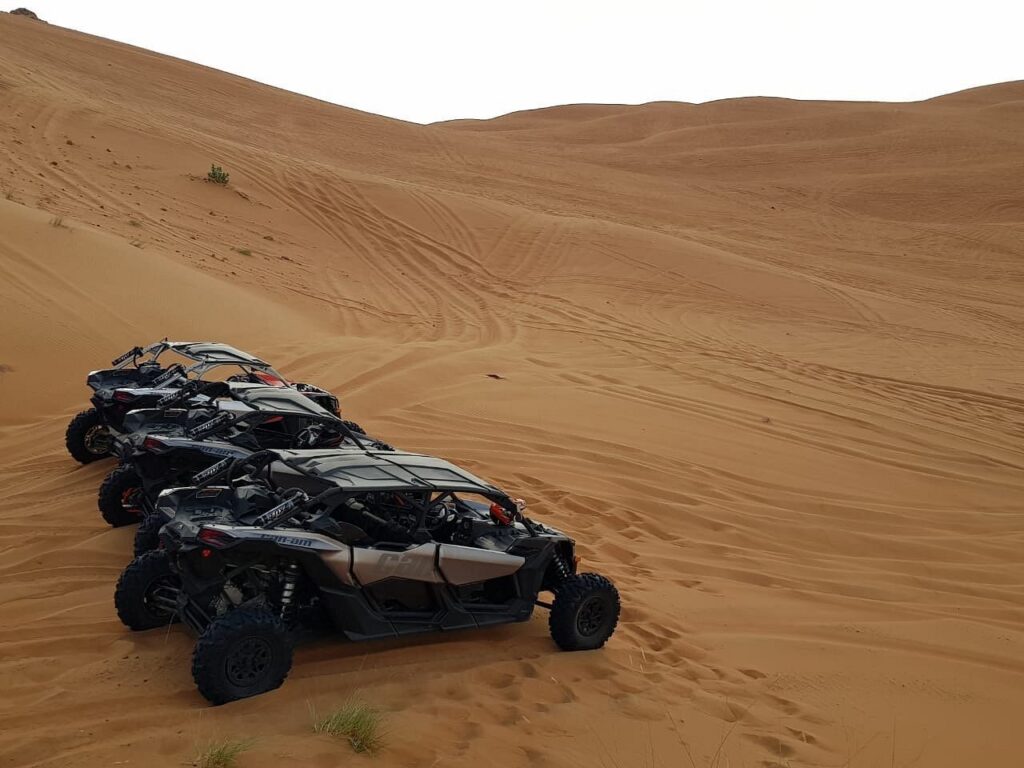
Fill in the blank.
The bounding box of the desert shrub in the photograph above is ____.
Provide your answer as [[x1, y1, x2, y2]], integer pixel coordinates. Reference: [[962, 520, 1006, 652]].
[[207, 164, 230, 185], [312, 700, 384, 753], [195, 738, 254, 768]]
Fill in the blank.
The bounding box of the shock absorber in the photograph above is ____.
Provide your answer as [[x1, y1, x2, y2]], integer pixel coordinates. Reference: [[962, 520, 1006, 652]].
[[551, 553, 572, 587], [278, 563, 299, 624]]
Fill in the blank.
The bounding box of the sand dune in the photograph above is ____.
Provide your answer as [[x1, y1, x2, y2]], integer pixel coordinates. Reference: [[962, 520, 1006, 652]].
[[1, 11, 1023, 768]]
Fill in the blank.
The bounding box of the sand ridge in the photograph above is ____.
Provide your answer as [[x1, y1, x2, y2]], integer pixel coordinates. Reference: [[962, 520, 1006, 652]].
[[1, 12, 1023, 768]]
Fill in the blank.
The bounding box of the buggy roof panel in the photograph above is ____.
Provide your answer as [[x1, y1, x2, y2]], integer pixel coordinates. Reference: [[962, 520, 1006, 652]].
[[270, 449, 505, 496], [165, 342, 271, 367], [230, 385, 335, 418]]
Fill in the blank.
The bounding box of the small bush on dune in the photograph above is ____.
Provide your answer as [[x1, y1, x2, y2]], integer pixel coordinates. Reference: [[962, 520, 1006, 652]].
[[194, 738, 254, 768], [312, 699, 384, 753], [207, 164, 230, 185]]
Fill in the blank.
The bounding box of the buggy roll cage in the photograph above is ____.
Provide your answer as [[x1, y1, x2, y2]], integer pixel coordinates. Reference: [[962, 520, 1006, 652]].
[[110, 340, 288, 388], [188, 449, 538, 536], [183, 405, 369, 450]]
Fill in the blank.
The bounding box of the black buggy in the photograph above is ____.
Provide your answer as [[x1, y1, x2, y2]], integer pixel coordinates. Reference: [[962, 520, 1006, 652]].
[[65, 341, 341, 464], [114, 449, 621, 704], [99, 384, 384, 529]]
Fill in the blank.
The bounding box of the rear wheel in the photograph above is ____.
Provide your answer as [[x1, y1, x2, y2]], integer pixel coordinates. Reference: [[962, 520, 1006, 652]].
[[549, 573, 620, 651], [192, 608, 293, 704], [98, 464, 144, 527], [65, 408, 112, 463], [134, 512, 165, 556], [114, 551, 181, 630]]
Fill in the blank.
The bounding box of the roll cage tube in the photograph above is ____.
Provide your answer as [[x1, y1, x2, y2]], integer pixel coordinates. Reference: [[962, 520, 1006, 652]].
[[110, 346, 144, 367], [233, 451, 538, 537], [155, 380, 232, 409], [110, 340, 290, 383], [184, 409, 368, 450], [184, 360, 288, 383], [205, 453, 416, 536], [111, 340, 171, 369], [362, 452, 538, 535], [150, 363, 188, 389], [249, 412, 363, 449], [431, 488, 538, 536], [188, 456, 238, 487], [251, 488, 312, 529], [153, 378, 200, 408], [190, 451, 279, 490]]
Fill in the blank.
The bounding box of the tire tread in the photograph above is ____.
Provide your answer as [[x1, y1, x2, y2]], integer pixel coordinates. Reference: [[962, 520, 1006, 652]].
[[192, 608, 293, 705], [98, 464, 143, 527], [114, 550, 179, 631], [549, 572, 621, 651], [65, 408, 108, 464]]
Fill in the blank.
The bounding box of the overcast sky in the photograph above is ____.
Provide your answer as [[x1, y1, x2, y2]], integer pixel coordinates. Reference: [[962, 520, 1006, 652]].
[[21, 0, 1024, 124]]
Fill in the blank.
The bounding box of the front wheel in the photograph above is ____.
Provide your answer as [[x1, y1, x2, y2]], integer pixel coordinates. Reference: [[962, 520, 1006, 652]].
[[65, 408, 112, 463], [114, 551, 181, 630], [192, 608, 294, 704], [98, 464, 144, 527], [549, 573, 621, 651]]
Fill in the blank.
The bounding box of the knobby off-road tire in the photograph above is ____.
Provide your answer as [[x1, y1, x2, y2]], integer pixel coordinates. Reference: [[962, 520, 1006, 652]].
[[549, 573, 621, 651], [192, 607, 294, 705], [114, 550, 181, 631], [65, 408, 112, 463], [98, 464, 144, 527], [133, 512, 165, 556]]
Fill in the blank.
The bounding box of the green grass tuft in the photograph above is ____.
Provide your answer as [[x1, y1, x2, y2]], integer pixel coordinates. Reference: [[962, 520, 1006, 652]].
[[235, 247, 252, 256], [207, 164, 230, 185], [195, 738, 254, 768], [312, 699, 384, 753]]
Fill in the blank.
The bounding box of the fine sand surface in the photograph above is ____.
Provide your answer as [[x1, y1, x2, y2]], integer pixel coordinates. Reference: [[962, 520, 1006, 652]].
[[2, 13, 1023, 768]]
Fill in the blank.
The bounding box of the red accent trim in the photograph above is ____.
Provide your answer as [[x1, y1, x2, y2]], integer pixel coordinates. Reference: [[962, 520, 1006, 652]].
[[253, 371, 287, 388], [142, 435, 166, 451], [197, 528, 234, 548], [489, 502, 512, 525]]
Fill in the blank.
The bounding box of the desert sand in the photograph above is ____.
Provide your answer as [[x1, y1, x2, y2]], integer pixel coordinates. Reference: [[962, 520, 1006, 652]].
[[1, 12, 1024, 768]]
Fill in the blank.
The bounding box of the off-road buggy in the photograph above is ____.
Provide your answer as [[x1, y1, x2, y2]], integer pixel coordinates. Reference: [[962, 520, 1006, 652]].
[[114, 449, 620, 704], [99, 384, 385, 528], [65, 341, 341, 464]]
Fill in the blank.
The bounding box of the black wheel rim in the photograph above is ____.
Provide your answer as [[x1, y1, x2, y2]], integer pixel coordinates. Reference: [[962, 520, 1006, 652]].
[[577, 595, 609, 637], [84, 425, 112, 455], [225, 637, 273, 688], [143, 575, 179, 619]]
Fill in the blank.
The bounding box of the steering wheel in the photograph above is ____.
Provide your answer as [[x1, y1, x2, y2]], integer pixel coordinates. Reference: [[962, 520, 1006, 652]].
[[422, 499, 455, 532], [296, 424, 324, 448]]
